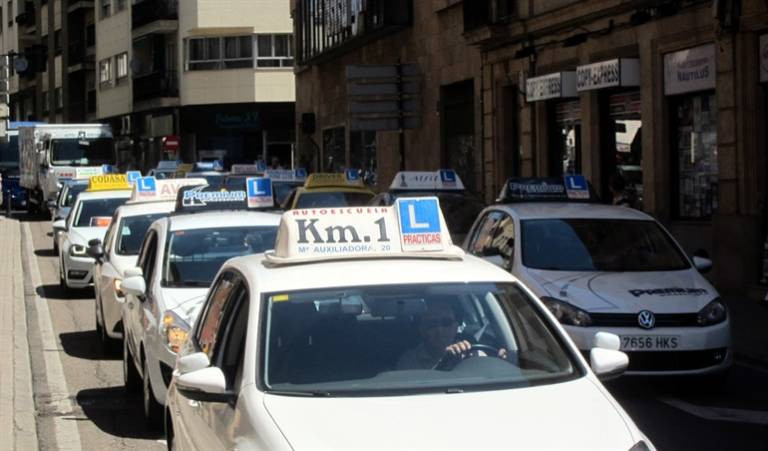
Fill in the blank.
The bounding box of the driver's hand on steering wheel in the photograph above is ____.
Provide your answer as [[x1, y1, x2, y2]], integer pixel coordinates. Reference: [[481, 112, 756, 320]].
[[446, 341, 509, 359]]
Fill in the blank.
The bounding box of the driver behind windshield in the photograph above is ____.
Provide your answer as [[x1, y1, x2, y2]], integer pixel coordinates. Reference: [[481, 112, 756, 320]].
[[396, 300, 507, 370]]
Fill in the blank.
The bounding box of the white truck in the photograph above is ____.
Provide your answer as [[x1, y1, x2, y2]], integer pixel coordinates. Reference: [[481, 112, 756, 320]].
[[19, 124, 116, 215]]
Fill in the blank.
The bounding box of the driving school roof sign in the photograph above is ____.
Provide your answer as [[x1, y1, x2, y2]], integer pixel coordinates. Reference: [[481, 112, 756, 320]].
[[265, 196, 459, 265], [130, 177, 208, 203], [390, 170, 465, 191], [87, 174, 132, 192], [246, 177, 274, 208]]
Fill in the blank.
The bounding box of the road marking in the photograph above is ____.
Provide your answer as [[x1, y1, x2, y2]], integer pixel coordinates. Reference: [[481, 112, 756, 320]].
[[660, 397, 768, 426], [23, 223, 83, 450]]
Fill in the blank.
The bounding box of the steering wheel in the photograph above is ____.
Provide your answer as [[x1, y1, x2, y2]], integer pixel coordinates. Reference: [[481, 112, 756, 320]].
[[432, 343, 503, 371]]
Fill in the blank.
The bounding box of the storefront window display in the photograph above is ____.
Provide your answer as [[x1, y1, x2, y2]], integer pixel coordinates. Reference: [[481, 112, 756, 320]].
[[672, 93, 718, 219], [606, 91, 642, 208]]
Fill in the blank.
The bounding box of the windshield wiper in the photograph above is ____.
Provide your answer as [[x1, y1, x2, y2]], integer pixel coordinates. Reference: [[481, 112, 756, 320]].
[[267, 389, 331, 397]]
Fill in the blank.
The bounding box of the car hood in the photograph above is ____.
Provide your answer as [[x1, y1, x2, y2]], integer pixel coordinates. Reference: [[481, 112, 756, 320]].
[[525, 267, 717, 313], [69, 227, 108, 246], [263, 377, 636, 451], [161, 288, 208, 325]]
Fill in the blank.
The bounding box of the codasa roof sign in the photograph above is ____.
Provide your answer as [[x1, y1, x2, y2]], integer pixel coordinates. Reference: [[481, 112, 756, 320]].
[[390, 169, 465, 191], [265, 196, 460, 265], [304, 171, 365, 189], [130, 177, 208, 203], [87, 174, 132, 192]]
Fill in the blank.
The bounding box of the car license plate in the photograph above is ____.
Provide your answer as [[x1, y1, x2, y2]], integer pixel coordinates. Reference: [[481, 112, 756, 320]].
[[620, 335, 680, 351]]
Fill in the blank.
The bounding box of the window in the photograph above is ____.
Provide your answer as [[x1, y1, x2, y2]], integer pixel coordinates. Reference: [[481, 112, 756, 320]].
[[0, 7, 3, 34], [100, 0, 111, 19], [54, 30, 61, 55], [196, 272, 239, 360], [42, 91, 49, 113], [469, 211, 504, 256], [116, 213, 168, 256], [55, 87, 62, 110], [672, 92, 718, 219], [116, 52, 128, 80], [255, 34, 293, 68], [98, 58, 112, 86], [7, 0, 12, 28], [73, 198, 129, 228], [137, 231, 158, 288], [186, 36, 253, 70], [115, 0, 126, 12]]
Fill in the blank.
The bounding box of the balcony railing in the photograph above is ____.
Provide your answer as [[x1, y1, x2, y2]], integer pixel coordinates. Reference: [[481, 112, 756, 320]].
[[464, 0, 515, 32], [133, 70, 178, 102], [132, 0, 178, 30], [295, 0, 412, 65]]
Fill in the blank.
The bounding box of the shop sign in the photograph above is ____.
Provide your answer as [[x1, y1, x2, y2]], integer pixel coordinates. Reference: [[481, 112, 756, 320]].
[[760, 35, 768, 83], [664, 44, 716, 95], [576, 59, 640, 91], [525, 72, 577, 102]]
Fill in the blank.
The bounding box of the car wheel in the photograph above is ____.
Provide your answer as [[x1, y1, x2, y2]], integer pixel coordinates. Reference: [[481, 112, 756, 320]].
[[123, 339, 141, 394], [143, 357, 164, 429]]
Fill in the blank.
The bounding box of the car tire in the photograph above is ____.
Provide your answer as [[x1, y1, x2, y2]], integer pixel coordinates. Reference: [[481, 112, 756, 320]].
[[143, 358, 164, 429], [123, 339, 141, 394]]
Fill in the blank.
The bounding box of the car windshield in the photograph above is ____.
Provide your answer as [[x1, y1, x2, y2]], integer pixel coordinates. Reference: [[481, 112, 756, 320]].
[[295, 191, 374, 209], [263, 282, 579, 396], [521, 219, 690, 272], [394, 191, 485, 240], [62, 184, 88, 207], [51, 138, 114, 166], [163, 226, 277, 287], [274, 182, 302, 206], [116, 213, 168, 255], [74, 197, 128, 228], [0, 135, 19, 168]]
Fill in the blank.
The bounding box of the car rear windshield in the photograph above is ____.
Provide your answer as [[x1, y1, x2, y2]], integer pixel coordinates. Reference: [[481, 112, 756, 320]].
[[116, 213, 168, 255], [295, 191, 373, 209], [74, 197, 128, 228], [162, 226, 277, 288], [262, 282, 580, 396], [521, 218, 690, 272]]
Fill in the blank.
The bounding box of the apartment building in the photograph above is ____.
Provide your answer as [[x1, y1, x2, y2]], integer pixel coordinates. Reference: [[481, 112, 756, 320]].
[[292, 0, 768, 296], [95, 0, 296, 170]]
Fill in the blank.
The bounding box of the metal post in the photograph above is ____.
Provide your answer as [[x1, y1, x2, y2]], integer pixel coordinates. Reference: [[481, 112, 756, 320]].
[[396, 59, 406, 170]]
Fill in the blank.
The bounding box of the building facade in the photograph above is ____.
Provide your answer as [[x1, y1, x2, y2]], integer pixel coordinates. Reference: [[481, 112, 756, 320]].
[[293, 0, 768, 296], [95, 0, 296, 171]]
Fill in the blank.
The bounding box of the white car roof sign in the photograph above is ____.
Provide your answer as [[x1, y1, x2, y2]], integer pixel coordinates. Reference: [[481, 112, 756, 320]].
[[498, 177, 597, 203], [265, 196, 461, 265], [175, 182, 275, 212], [389, 169, 465, 191], [126, 171, 142, 184], [231, 164, 263, 175], [246, 177, 275, 208], [156, 160, 181, 170], [129, 177, 208, 203], [264, 168, 308, 181]]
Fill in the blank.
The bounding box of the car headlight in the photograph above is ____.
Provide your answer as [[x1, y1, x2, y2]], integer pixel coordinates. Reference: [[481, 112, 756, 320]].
[[541, 296, 593, 327], [69, 244, 87, 256], [113, 279, 124, 298], [697, 298, 727, 326], [162, 311, 191, 354]]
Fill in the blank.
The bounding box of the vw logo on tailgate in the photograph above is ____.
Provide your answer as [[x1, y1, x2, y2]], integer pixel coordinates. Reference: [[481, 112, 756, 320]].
[[637, 310, 656, 329]]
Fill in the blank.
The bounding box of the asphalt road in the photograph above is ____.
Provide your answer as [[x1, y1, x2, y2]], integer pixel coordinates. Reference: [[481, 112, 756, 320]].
[[17, 213, 768, 451]]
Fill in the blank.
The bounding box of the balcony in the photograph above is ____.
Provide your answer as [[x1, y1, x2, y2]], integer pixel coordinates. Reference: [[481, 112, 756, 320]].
[[15, 1, 36, 34], [133, 70, 178, 103], [295, 0, 412, 65], [132, 0, 178, 35], [463, 0, 514, 47], [67, 0, 94, 14], [68, 42, 86, 68]]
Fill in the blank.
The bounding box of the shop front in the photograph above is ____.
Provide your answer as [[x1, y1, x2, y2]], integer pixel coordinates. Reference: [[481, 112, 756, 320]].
[[525, 71, 580, 177], [576, 58, 641, 204]]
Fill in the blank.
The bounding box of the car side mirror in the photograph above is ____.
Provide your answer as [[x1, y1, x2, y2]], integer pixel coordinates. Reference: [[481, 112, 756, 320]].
[[124, 266, 143, 278], [121, 275, 146, 297], [47, 200, 57, 210], [692, 256, 712, 274], [178, 352, 211, 376], [590, 332, 628, 380], [175, 366, 234, 403], [52, 219, 67, 232], [87, 239, 104, 261]]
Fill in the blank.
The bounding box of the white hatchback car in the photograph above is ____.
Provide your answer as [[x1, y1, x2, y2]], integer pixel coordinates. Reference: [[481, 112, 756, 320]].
[[90, 177, 207, 347], [120, 181, 281, 428], [463, 177, 731, 377], [165, 197, 654, 451], [54, 175, 132, 291]]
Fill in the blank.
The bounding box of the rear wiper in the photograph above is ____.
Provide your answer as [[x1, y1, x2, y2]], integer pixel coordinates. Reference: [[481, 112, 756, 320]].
[[267, 390, 331, 397]]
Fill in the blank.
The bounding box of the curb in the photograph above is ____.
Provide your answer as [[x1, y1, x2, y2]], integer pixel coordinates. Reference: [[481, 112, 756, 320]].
[[0, 217, 39, 450]]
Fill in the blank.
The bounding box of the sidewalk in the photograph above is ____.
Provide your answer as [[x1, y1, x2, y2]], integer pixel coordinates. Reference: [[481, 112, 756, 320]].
[[0, 216, 38, 450], [724, 295, 768, 366]]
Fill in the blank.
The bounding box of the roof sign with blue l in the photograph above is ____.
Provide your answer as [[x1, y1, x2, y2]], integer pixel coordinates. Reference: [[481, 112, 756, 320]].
[[246, 177, 274, 208], [397, 198, 443, 251]]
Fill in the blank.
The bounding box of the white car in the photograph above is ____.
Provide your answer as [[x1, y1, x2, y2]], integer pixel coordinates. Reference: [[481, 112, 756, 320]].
[[54, 176, 132, 290], [463, 177, 731, 377], [120, 181, 280, 428], [50, 179, 89, 253], [90, 177, 208, 347], [162, 197, 654, 451]]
